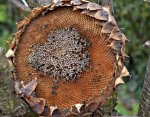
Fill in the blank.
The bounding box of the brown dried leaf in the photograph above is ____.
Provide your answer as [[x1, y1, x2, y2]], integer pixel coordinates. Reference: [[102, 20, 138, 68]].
[[64, 3, 72, 6], [22, 17, 31, 26], [87, 2, 102, 10], [17, 21, 25, 30], [81, 9, 90, 14], [25, 97, 45, 115], [71, 105, 79, 114], [85, 101, 99, 113], [52, 109, 65, 117], [79, 104, 85, 115], [20, 78, 37, 96], [120, 34, 128, 52], [109, 27, 122, 40], [7, 59, 15, 72], [107, 40, 122, 51], [49, 3, 56, 10], [71, 0, 82, 5], [5, 49, 14, 58], [55, 1, 63, 6], [80, 0, 89, 2], [41, 106, 51, 116], [101, 22, 115, 34], [66, 112, 79, 117], [14, 81, 22, 94], [108, 15, 116, 25], [116, 58, 123, 71], [85, 10, 97, 18], [120, 66, 130, 78], [61, 0, 70, 2], [74, 3, 88, 10], [115, 77, 124, 87], [116, 53, 120, 61], [82, 112, 92, 117], [31, 7, 47, 18], [95, 10, 108, 21], [103, 5, 110, 13]]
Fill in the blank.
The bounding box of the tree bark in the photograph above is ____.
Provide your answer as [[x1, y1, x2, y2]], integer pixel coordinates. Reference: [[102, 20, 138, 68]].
[[138, 56, 150, 117], [0, 48, 37, 117]]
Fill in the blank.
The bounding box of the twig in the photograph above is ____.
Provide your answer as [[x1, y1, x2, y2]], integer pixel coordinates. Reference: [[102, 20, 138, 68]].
[[21, 0, 29, 7], [100, 0, 114, 15], [9, 0, 31, 12]]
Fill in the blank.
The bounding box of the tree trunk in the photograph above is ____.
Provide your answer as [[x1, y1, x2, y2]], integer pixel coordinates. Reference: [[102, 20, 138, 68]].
[[0, 49, 37, 117], [138, 56, 150, 117]]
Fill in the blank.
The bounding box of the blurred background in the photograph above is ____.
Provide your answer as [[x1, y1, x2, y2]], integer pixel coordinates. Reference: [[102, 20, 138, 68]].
[[0, 0, 150, 115]]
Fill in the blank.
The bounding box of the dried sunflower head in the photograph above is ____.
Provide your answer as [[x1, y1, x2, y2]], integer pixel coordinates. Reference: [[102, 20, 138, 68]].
[[6, 0, 129, 116]]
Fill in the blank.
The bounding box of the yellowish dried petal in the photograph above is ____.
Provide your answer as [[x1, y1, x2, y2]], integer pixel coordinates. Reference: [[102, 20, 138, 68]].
[[109, 27, 122, 40], [101, 21, 115, 34], [95, 10, 108, 21], [71, 0, 82, 5], [120, 66, 130, 78], [87, 2, 102, 10], [75, 2, 88, 9], [5, 49, 14, 58], [115, 77, 124, 87]]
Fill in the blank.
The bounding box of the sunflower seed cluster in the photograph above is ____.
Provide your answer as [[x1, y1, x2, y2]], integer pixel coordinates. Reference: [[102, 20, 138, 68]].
[[28, 27, 91, 81]]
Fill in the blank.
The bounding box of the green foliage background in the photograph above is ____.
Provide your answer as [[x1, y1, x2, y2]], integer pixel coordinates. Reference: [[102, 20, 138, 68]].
[[114, 0, 150, 115], [0, 0, 150, 115]]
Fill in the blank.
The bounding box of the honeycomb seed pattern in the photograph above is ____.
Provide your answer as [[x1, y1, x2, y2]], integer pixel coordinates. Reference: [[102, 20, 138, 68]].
[[28, 27, 91, 81]]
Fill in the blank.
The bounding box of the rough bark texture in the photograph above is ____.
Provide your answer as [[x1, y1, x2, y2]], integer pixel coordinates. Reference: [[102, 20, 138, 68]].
[[0, 49, 37, 117], [138, 56, 150, 117]]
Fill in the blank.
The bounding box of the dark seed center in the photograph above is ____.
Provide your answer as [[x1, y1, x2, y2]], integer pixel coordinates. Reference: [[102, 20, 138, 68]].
[[28, 27, 91, 81]]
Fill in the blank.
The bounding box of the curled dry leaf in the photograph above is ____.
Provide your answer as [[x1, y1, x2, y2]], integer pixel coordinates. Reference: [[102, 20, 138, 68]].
[[66, 112, 79, 117], [71, 105, 79, 114], [120, 66, 130, 78], [25, 96, 45, 115], [7, 59, 15, 72], [5, 49, 14, 58], [94, 10, 109, 21], [20, 78, 38, 96], [14, 78, 37, 96], [74, 3, 88, 10], [85, 102, 100, 113], [107, 40, 122, 51], [101, 21, 115, 34], [51, 109, 65, 117], [115, 77, 124, 87], [87, 2, 102, 11], [71, 0, 82, 5], [14, 81, 22, 94]]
